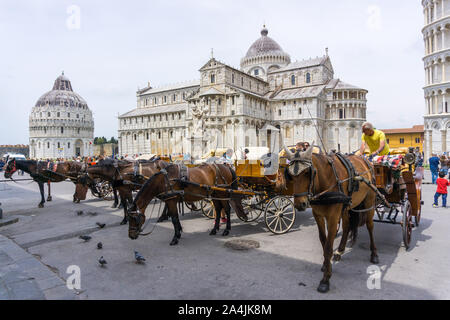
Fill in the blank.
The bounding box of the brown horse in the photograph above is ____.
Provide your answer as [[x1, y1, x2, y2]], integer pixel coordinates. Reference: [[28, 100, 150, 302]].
[[127, 163, 247, 245], [3, 158, 84, 208], [284, 146, 378, 293], [84, 158, 168, 224]]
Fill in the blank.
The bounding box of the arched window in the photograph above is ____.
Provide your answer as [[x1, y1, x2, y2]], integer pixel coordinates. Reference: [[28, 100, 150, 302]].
[[68, 142, 70, 148], [134, 134, 137, 140], [298, 108, 302, 115], [146, 132, 149, 140], [47, 142, 50, 149], [291, 75, 295, 86], [210, 74, 215, 83], [306, 73, 311, 83], [57, 112, 60, 117], [57, 142, 60, 148], [48, 112, 51, 117], [61, 127, 64, 134]]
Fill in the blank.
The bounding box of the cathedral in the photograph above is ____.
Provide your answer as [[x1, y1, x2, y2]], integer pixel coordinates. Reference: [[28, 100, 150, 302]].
[[118, 26, 368, 158], [29, 73, 94, 159]]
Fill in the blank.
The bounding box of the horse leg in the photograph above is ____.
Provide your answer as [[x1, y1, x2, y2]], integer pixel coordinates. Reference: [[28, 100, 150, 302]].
[[313, 211, 327, 271], [333, 208, 350, 262], [317, 207, 341, 293], [209, 200, 221, 236], [222, 202, 231, 236], [167, 201, 182, 245], [118, 188, 128, 225], [157, 203, 169, 222], [47, 182, 52, 201], [38, 182, 45, 208], [366, 209, 379, 264], [111, 187, 119, 208]]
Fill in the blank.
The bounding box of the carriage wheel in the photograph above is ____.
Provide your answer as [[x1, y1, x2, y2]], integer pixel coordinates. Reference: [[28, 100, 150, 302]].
[[240, 195, 264, 222], [264, 196, 296, 234], [100, 181, 114, 200], [185, 200, 202, 212], [401, 200, 413, 250], [201, 199, 215, 219]]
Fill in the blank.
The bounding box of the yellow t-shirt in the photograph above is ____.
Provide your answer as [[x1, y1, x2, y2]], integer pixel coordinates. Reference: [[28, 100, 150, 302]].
[[362, 129, 390, 155]]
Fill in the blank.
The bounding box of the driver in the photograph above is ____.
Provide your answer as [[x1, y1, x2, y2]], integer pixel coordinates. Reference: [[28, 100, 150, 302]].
[[359, 122, 390, 157]]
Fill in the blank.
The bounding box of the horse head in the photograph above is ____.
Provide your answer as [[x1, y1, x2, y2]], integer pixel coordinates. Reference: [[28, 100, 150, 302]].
[[285, 147, 315, 211], [127, 205, 146, 240], [3, 157, 17, 179]]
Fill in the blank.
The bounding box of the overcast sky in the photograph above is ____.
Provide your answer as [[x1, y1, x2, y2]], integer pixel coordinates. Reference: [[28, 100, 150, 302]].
[[0, 0, 425, 145]]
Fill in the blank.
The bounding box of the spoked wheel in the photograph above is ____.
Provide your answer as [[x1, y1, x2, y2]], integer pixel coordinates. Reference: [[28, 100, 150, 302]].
[[241, 195, 264, 222], [201, 199, 215, 219], [99, 181, 114, 200], [415, 189, 422, 227], [401, 200, 413, 250], [264, 196, 296, 234], [185, 200, 202, 212]]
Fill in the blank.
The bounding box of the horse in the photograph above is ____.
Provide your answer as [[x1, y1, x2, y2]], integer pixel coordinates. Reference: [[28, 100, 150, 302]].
[[283, 146, 378, 293], [84, 158, 168, 225], [127, 163, 247, 245], [3, 157, 74, 208]]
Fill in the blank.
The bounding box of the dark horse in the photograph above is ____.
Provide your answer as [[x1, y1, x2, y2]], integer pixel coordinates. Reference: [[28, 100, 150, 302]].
[[283, 146, 378, 293], [127, 163, 247, 245], [3, 157, 75, 208], [83, 158, 168, 225]]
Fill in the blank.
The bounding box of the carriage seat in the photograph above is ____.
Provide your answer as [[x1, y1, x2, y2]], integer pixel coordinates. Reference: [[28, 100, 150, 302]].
[[371, 155, 404, 170]]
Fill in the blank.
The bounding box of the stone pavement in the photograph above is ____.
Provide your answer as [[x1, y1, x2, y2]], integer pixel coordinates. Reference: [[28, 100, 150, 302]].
[[0, 234, 78, 300]]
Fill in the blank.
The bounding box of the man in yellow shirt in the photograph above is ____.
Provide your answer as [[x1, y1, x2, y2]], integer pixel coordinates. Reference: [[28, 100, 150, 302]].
[[359, 122, 390, 157]]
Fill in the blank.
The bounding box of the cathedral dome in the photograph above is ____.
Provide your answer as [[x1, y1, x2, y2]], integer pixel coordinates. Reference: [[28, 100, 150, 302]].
[[29, 72, 94, 159], [34, 72, 88, 108], [240, 26, 291, 79]]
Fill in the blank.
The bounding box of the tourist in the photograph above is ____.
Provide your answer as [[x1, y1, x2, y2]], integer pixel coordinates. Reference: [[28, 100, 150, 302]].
[[359, 122, 390, 160], [433, 171, 450, 208], [429, 153, 440, 184]]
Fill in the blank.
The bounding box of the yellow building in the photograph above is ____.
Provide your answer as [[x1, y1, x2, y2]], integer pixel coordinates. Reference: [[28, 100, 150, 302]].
[[380, 125, 424, 153]]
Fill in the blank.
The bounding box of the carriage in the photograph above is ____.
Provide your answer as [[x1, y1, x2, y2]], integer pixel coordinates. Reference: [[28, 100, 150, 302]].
[[372, 152, 423, 250]]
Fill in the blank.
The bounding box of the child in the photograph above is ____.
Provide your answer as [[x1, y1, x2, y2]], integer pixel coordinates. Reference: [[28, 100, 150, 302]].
[[433, 171, 450, 208]]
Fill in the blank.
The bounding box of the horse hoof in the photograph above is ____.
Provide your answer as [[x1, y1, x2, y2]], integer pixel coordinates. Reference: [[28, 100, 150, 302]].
[[47, 197, 52, 202], [120, 219, 128, 225], [157, 216, 167, 223], [118, 204, 124, 209], [222, 230, 230, 236], [170, 239, 178, 246], [76, 200, 80, 203], [209, 229, 217, 236], [111, 204, 118, 209], [38, 204, 44, 208], [333, 253, 342, 262], [317, 281, 330, 293], [370, 255, 379, 264]]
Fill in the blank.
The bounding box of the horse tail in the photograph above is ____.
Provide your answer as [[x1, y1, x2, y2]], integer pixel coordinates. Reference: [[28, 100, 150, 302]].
[[348, 206, 368, 245]]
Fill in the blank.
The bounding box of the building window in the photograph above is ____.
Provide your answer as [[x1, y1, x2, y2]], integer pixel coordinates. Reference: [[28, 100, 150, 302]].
[[68, 142, 70, 148], [254, 69, 259, 76], [134, 134, 137, 140], [47, 142, 50, 149], [57, 142, 60, 148], [77, 114, 79, 119], [164, 96, 167, 103], [61, 127, 64, 134], [173, 94, 176, 102], [278, 109, 282, 116], [172, 114, 174, 120], [306, 73, 311, 83], [158, 132, 161, 139], [298, 108, 302, 115], [415, 137, 420, 143], [400, 138, 405, 144], [211, 74, 215, 83], [218, 98, 221, 105], [339, 109, 344, 119], [48, 112, 51, 117], [241, 77, 243, 86], [232, 73, 235, 84], [146, 132, 149, 140], [231, 96, 235, 105], [68, 113, 70, 118], [291, 75, 295, 86], [57, 112, 60, 117], [170, 131, 173, 138]]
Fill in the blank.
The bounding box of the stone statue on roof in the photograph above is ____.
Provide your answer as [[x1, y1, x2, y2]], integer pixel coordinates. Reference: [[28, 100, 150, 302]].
[[191, 103, 209, 137]]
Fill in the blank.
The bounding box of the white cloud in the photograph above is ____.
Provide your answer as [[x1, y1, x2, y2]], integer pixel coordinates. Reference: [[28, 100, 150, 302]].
[[367, 5, 382, 31]]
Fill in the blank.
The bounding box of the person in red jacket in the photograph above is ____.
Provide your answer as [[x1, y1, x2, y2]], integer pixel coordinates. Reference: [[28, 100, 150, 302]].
[[433, 171, 450, 208]]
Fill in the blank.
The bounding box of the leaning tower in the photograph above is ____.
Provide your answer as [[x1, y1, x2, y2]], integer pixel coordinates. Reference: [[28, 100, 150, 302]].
[[423, 0, 450, 160]]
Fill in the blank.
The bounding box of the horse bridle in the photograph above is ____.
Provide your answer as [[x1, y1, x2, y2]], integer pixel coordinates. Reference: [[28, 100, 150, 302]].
[[5, 158, 17, 177], [288, 158, 317, 200]]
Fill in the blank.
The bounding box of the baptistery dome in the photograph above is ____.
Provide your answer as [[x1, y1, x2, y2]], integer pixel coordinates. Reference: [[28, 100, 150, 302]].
[[240, 26, 291, 80], [29, 72, 94, 159]]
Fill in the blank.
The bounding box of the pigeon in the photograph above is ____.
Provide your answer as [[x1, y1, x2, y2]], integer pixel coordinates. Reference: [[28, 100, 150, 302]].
[[98, 256, 107, 267], [79, 235, 92, 242], [134, 251, 146, 263], [97, 242, 103, 249], [76, 210, 84, 216], [96, 222, 106, 228]]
